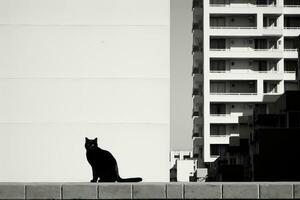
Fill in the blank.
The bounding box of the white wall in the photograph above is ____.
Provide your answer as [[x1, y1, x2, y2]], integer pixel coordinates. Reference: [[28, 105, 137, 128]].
[[0, 0, 170, 182], [177, 160, 196, 182]]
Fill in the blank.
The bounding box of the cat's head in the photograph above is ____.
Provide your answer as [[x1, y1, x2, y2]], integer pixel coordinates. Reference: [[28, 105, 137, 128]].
[[85, 137, 98, 150]]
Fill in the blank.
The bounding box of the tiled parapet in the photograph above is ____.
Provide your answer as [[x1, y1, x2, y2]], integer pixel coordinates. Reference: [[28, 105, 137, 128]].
[[0, 182, 300, 199], [26, 184, 61, 200], [222, 182, 259, 199], [259, 183, 293, 199], [99, 183, 132, 199], [132, 183, 166, 199], [184, 183, 222, 199], [0, 183, 25, 200]]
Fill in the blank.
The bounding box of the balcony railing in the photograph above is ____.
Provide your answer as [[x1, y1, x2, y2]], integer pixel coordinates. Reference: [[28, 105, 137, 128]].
[[193, 66, 203, 74], [193, 131, 203, 138], [253, 49, 280, 51], [284, 27, 300, 29], [210, 134, 230, 137], [284, 70, 296, 73], [264, 92, 279, 95], [284, 48, 298, 51], [210, 26, 256, 29], [210, 93, 257, 95], [210, 48, 281, 52], [210, 114, 229, 116], [210, 70, 279, 73], [263, 27, 281, 29], [209, 4, 277, 7], [284, 5, 300, 7], [193, 88, 203, 96]]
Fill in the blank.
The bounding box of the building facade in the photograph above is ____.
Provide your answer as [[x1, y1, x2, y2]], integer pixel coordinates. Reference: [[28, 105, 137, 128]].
[[192, 0, 300, 179], [170, 151, 198, 182], [211, 91, 300, 181], [0, 0, 170, 182]]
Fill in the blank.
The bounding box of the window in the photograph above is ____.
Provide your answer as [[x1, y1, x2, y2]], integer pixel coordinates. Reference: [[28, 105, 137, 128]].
[[210, 82, 226, 93], [210, 60, 226, 71], [210, 124, 226, 136]]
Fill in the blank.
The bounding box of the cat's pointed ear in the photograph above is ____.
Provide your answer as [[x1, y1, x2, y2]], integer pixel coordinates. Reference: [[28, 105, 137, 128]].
[[85, 137, 88, 141], [94, 138, 98, 142]]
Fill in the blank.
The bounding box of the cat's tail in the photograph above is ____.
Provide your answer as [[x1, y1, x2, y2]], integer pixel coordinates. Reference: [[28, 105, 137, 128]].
[[117, 176, 142, 182]]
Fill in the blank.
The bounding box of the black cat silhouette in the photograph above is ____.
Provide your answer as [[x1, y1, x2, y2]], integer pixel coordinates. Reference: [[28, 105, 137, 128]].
[[85, 137, 142, 182]]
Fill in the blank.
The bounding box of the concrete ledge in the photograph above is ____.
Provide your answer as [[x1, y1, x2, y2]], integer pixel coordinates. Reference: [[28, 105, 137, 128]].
[[132, 183, 166, 199], [294, 184, 300, 199], [184, 183, 222, 199], [0, 184, 25, 200], [260, 183, 293, 199], [99, 183, 132, 199], [26, 184, 61, 200], [166, 183, 183, 199], [62, 184, 97, 199], [223, 183, 259, 199], [0, 182, 300, 199]]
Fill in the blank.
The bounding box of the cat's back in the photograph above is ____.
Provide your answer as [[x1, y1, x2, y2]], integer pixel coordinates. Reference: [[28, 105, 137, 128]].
[[101, 149, 117, 163]]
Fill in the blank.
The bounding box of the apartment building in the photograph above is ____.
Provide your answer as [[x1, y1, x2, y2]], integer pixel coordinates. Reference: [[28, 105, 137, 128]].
[[170, 151, 198, 182], [192, 0, 300, 178], [211, 91, 300, 181]]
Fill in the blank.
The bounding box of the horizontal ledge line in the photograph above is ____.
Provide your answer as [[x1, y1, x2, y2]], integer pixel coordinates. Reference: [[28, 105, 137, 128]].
[[0, 77, 169, 80], [0, 24, 169, 27], [0, 122, 169, 125]]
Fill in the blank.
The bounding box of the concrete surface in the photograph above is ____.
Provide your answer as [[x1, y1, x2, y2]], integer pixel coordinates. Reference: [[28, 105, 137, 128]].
[[0, 182, 300, 199]]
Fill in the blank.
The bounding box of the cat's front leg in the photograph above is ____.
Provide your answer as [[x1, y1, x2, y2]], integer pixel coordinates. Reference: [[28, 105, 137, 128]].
[[90, 167, 98, 182]]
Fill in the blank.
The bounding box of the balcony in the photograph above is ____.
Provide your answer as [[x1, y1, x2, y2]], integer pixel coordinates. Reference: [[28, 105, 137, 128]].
[[193, 129, 203, 138], [210, 80, 258, 101], [210, 135, 230, 144], [209, 26, 283, 36], [193, 137, 204, 158], [193, 117, 203, 138], [209, 114, 240, 124], [209, 27, 260, 36], [262, 27, 283, 36], [263, 80, 282, 101], [193, 79, 203, 96], [210, 93, 259, 102], [209, 3, 278, 8], [284, 49, 298, 58], [193, 108, 203, 118], [193, 126, 203, 137], [284, 26, 300, 29], [192, 22, 202, 33], [209, 3, 282, 14], [209, 49, 283, 59], [192, 0, 202, 9], [284, 5, 300, 14], [284, 27, 300, 36], [284, 15, 300, 35], [284, 71, 296, 80], [192, 44, 201, 54], [193, 64, 203, 75], [209, 70, 284, 80]]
